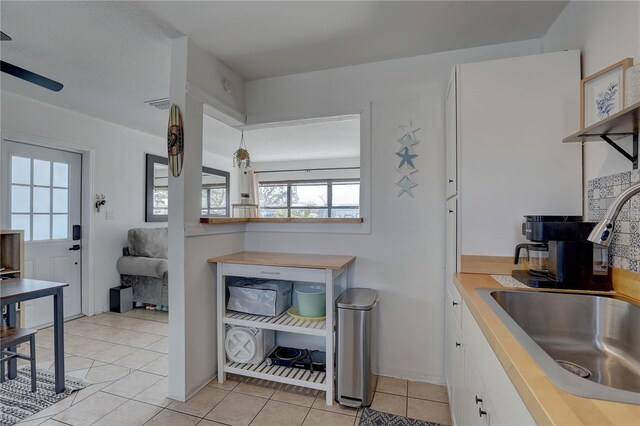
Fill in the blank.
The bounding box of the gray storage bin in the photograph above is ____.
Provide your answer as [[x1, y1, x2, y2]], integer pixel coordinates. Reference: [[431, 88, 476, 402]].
[[227, 278, 293, 317]]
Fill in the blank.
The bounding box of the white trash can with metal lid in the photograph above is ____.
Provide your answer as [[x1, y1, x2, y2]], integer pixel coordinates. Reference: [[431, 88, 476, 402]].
[[336, 288, 379, 407]]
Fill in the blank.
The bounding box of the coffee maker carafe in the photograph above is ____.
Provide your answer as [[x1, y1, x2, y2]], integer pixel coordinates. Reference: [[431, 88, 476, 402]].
[[512, 215, 612, 291]]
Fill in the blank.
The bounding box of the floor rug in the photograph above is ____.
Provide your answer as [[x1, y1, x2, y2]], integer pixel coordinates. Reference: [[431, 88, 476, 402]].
[[359, 408, 446, 426], [0, 367, 89, 426]]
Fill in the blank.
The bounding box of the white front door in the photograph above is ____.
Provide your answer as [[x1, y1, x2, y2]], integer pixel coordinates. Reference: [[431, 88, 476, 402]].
[[1, 140, 82, 327]]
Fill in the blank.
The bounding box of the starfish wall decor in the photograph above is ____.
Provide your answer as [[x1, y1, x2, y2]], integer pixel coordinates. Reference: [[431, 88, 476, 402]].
[[395, 120, 421, 197]]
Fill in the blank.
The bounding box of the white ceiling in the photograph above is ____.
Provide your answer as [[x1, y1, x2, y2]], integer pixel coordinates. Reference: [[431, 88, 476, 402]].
[[143, 1, 568, 80], [204, 115, 360, 162], [0, 1, 569, 137]]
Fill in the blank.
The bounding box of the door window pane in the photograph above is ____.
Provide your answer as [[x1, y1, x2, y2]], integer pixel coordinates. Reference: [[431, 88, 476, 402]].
[[11, 185, 30, 213], [33, 159, 51, 186], [52, 188, 68, 213], [11, 214, 30, 241], [153, 188, 168, 215], [33, 187, 51, 213], [201, 189, 208, 209], [52, 162, 68, 187], [332, 183, 359, 206], [259, 185, 288, 207], [291, 184, 327, 207], [32, 214, 50, 240], [11, 156, 31, 184], [52, 214, 68, 239]]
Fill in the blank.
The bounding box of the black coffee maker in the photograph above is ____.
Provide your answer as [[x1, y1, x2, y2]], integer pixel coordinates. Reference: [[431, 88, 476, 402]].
[[512, 215, 612, 291]]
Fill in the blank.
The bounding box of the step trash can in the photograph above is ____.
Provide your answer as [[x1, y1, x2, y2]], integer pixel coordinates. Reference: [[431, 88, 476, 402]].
[[336, 288, 379, 408]]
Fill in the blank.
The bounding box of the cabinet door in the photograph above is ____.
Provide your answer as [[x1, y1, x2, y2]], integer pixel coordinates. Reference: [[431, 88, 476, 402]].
[[450, 314, 464, 426], [445, 198, 458, 297], [445, 68, 458, 198], [458, 50, 581, 257], [463, 352, 490, 426], [445, 292, 455, 390]]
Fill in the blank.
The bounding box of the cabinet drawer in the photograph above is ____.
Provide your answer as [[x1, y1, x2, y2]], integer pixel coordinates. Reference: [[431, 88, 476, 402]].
[[222, 263, 326, 283]]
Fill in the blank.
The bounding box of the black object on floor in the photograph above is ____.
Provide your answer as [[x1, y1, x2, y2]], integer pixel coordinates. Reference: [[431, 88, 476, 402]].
[[110, 285, 133, 313], [358, 408, 446, 426]]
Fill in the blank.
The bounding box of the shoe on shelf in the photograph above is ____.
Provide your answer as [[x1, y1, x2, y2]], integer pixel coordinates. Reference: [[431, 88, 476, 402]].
[[145, 304, 156, 310], [161, 306, 168, 312]]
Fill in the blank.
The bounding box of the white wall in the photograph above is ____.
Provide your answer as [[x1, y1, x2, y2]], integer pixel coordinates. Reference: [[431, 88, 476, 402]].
[[543, 0, 640, 182], [243, 39, 542, 382], [0, 91, 166, 313]]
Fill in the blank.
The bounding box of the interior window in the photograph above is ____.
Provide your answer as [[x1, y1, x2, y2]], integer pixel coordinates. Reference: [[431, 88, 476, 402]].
[[259, 180, 359, 218]]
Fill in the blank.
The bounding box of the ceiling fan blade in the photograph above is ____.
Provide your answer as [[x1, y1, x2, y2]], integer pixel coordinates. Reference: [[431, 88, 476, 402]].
[[1, 60, 63, 92], [0, 31, 11, 41]]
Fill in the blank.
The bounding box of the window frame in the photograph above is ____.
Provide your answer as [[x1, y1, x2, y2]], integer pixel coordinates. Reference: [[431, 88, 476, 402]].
[[259, 178, 360, 218]]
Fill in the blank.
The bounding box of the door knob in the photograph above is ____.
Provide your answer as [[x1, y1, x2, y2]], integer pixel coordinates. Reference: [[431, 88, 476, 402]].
[[69, 244, 81, 251]]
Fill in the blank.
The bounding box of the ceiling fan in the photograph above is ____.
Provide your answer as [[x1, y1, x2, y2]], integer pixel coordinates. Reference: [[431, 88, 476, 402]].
[[1, 31, 64, 92]]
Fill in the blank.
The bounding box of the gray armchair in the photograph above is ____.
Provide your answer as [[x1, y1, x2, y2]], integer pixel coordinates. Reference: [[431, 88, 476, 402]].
[[116, 228, 168, 306]]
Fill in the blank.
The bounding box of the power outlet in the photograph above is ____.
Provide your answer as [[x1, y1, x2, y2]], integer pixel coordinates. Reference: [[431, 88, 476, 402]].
[[105, 210, 116, 221]]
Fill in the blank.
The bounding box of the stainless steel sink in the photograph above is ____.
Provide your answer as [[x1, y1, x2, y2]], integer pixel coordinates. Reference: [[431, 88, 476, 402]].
[[478, 289, 640, 404]]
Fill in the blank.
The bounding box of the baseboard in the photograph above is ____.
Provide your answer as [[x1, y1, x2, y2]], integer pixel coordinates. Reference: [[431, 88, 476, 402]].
[[375, 367, 446, 386]]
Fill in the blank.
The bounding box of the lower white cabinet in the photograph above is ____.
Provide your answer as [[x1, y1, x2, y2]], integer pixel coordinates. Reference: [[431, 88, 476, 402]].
[[446, 297, 535, 426]]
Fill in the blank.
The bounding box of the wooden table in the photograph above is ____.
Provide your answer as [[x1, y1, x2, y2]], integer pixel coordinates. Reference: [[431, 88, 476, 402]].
[[1, 278, 67, 393]]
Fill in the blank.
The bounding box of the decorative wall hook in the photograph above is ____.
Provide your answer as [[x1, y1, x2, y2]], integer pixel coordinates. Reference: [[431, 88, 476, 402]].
[[95, 193, 106, 212]]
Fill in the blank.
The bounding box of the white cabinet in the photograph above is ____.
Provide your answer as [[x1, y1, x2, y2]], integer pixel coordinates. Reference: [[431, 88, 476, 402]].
[[445, 198, 458, 296], [447, 50, 582, 260], [445, 289, 464, 426], [445, 68, 458, 199], [462, 352, 490, 426]]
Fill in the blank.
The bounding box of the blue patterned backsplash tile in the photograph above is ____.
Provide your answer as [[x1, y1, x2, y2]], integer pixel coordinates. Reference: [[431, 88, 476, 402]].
[[587, 170, 640, 272]]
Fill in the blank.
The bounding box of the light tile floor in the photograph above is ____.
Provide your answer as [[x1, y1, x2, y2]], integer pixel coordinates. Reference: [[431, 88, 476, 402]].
[[16, 310, 451, 426]]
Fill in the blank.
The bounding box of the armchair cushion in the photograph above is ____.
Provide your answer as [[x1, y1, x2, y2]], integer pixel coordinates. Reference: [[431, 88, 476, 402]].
[[128, 228, 168, 259], [116, 256, 168, 279]]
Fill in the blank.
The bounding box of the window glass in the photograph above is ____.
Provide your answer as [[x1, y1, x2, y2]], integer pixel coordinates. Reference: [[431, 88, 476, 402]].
[[209, 188, 227, 208], [52, 214, 68, 239], [291, 183, 327, 208], [32, 214, 50, 240], [12, 156, 31, 185], [11, 185, 30, 213], [259, 184, 288, 207], [291, 208, 329, 218], [332, 182, 359, 206], [33, 159, 51, 186], [11, 214, 30, 241], [33, 187, 50, 213], [52, 188, 68, 213], [153, 188, 168, 215], [52, 162, 68, 188], [260, 208, 288, 218], [331, 208, 360, 218]]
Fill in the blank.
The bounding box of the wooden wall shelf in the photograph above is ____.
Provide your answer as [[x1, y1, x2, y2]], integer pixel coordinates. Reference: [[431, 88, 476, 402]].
[[563, 102, 640, 143], [563, 102, 639, 169]]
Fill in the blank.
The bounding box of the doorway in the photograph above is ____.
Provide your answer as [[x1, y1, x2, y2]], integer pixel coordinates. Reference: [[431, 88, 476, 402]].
[[1, 140, 83, 327]]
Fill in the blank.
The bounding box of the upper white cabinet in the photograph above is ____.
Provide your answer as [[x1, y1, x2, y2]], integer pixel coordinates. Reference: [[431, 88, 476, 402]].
[[446, 68, 459, 199], [447, 50, 582, 259]]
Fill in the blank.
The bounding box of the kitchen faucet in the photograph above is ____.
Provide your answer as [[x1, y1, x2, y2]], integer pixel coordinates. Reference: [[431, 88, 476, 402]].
[[588, 182, 640, 246]]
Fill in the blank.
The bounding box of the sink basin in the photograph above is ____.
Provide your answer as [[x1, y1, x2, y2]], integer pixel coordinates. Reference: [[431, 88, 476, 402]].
[[478, 289, 640, 404]]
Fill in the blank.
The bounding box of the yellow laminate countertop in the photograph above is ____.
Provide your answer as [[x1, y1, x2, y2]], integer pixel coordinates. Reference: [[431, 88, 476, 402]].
[[454, 273, 640, 426], [207, 251, 355, 270]]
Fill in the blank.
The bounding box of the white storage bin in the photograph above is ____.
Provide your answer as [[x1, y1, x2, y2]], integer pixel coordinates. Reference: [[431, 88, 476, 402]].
[[225, 326, 276, 365]]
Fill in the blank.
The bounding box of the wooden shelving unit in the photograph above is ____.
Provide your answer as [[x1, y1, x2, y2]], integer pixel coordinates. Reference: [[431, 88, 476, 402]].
[[209, 251, 355, 405], [1, 230, 25, 325], [563, 102, 639, 169]]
